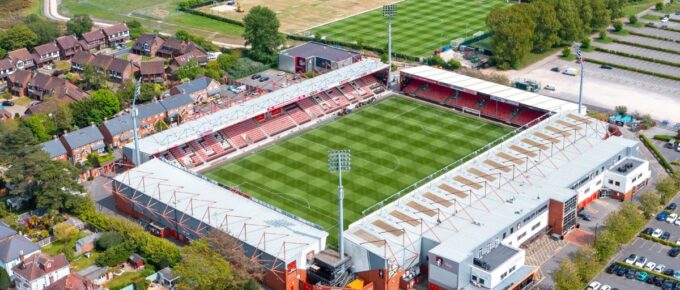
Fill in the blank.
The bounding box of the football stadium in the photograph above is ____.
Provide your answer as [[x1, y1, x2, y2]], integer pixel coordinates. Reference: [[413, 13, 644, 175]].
[[115, 61, 651, 290]]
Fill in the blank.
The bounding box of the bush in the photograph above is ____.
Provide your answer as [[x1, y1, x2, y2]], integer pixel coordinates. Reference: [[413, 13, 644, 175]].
[[613, 20, 624, 32], [656, 2, 665, 11], [561, 47, 572, 57], [599, 30, 607, 40], [614, 105, 627, 116], [95, 231, 123, 250], [96, 241, 135, 267], [653, 135, 674, 142], [629, 15, 638, 24], [581, 38, 591, 49], [641, 134, 674, 174], [53, 222, 78, 241]]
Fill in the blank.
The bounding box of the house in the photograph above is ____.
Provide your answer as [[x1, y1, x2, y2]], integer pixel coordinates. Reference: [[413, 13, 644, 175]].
[[8, 48, 35, 70], [99, 101, 166, 149], [91, 54, 114, 74], [132, 34, 164, 56], [159, 94, 194, 123], [156, 38, 191, 58], [26, 72, 88, 102], [41, 138, 68, 161], [75, 232, 102, 254], [0, 58, 16, 79], [0, 223, 41, 278], [169, 76, 220, 102], [7, 70, 33, 97], [156, 267, 179, 288], [140, 60, 165, 83], [70, 51, 95, 72], [278, 41, 361, 73], [55, 35, 82, 60], [75, 265, 109, 288], [106, 58, 136, 83], [168, 44, 208, 74], [60, 125, 106, 164], [102, 23, 130, 47], [128, 253, 144, 269], [12, 253, 70, 290], [46, 273, 97, 290], [79, 30, 106, 52], [32, 42, 60, 67]]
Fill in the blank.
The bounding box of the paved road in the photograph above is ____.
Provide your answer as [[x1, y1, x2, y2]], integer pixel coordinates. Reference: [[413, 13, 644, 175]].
[[594, 42, 680, 64], [609, 34, 680, 53], [583, 51, 680, 76]]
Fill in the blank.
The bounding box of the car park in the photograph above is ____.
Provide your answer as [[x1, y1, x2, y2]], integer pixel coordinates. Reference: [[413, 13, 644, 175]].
[[647, 274, 657, 284], [626, 268, 636, 279], [587, 281, 602, 290], [636, 271, 648, 281], [653, 229, 664, 238], [667, 213, 678, 223], [644, 227, 654, 235], [662, 231, 671, 240], [617, 266, 627, 276], [625, 254, 638, 264]]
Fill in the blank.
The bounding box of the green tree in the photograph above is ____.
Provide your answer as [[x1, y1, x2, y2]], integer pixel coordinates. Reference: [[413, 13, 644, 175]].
[[575, 0, 593, 33], [80, 65, 107, 91], [0, 24, 38, 51], [606, 0, 625, 19], [139, 83, 162, 103], [613, 20, 623, 32], [23, 114, 57, 142], [205, 62, 222, 81], [126, 20, 144, 39], [243, 279, 259, 290], [96, 241, 135, 267], [0, 268, 10, 290], [656, 175, 679, 204], [553, 260, 582, 290], [639, 190, 661, 218], [590, 0, 611, 30], [70, 90, 121, 127], [629, 15, 638, 25], [599, 30, 608, 40], [66, 15, 94, 38], [25, 14, 62, 45], [656, 2, 664, 11], [54, 222, 79, 241], [0, 48, 6, 59], [572, 246, 600, 283], [562, 47, 572, 58], [175, 60, 205, 81], [216, 53, 237, 71], [95, 231, 123, 250], [581, 38, 591, 49], [593, 228, 618, 261], [550, 0, 583, 42], [486, 6, 536, 69], [242, 6, 284, 63], [526, 2, 561, 52], [174, 240, 235, 290], [48, 98, 74, 133]]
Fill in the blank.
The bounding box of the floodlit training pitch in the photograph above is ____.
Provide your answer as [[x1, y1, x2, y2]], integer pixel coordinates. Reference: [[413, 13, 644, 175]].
[[204, 96, 512, 245], [310, 0, 509, 57]]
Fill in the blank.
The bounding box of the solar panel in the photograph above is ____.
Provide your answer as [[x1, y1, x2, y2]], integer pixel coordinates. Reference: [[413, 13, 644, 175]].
[[423, 192, 453, 207], [407, 200, 436, 216], [468, 167, 496, 181], [453, 176, 483, 190], [372, 220, 402, 236], [390, 210, 420, 226], [483, 159, 511, 172]]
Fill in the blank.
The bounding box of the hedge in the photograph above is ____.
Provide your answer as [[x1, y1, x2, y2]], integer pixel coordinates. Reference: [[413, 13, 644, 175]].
[[287, 35, 422, 61], [628, 31, 680, 43], [584, 57, 680, 82], [640, 134, 675, 174], [611, 38, 680, 55], [639, 233, 679, 248], [614, 261, 680, 283], [593, 47, 680, 68], [179, 5, 245, 27], [653, 135, 676, 142]]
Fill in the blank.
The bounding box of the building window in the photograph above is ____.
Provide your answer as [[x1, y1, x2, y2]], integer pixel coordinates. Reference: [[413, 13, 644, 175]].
[[531, 222, 541, 230], [510, 266, 516, 273], [517, 232, 526, 241], [608, 180, 613, 184], [479, 278, 486, 285], [472, 275, 478, 281], [615, 181, 620, 186], [502, 232, 506, 239]]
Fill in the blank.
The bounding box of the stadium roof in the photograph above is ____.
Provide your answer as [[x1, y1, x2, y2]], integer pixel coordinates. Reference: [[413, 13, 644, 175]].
[[127, 60, 387, 157], [279, 42, 360, 60], [345, 111, 639, 269], [401, 66, 580, 113], [114, 158, 328, 264]]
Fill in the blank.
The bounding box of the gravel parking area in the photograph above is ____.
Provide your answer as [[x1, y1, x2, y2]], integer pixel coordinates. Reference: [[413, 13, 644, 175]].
[[583, 51, 680, 76], [626, 26, 680, 41], [594, 42, 680, 64], [609, 34, 680, 53], [580, 62, 680, 96]]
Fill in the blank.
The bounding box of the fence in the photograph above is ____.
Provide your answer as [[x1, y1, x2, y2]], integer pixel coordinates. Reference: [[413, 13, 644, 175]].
[[37, 236, 55, 247]]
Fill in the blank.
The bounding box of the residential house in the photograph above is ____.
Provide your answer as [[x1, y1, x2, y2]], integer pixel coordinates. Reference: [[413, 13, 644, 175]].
[[156, 38, 189, 58], [41, 138, 68, 161], [32, 42, 60, 67], [159, 93, 194, 123], [55, 35, 82, 60], [75, 265, 109, 288], [79, 30, 106, 52], [8, 48, 35, 70], [106, 58, 136, 83], [0, 59, 16, 79], [70, 51, 94, 72], [27, 73, 88, 102], [99, 101, 166, 148], [102, 23, 130, 47], [12, 253, 70, 290], [7, 70, 33, 97], [156, 267, 179, 289], [74, 232, 102, 254], [139, 60, 165, 83], [60, 125, 106, 164], [91, 54, 114, 74], [168, 43, 208, 74], [169, 76, 220, 102], [0, 223, 40, 278], [46, 273, 97, 290], [132, 34, 164, 56]]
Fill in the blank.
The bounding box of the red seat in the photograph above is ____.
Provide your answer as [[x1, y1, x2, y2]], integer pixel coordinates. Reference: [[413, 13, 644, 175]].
[[287, 107, 311, 125], [261, 114, 296, 136]]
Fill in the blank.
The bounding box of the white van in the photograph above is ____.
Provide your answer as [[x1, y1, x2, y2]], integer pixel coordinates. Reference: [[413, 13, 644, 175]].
[[563, 67, 578, 76]]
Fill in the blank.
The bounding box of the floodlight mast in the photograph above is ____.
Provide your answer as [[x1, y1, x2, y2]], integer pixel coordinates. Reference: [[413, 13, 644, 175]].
[[132, 77, 142, 166], [328, 150, 351, 261], [383, 5, 396, 84], [574, 44, 584, 114]]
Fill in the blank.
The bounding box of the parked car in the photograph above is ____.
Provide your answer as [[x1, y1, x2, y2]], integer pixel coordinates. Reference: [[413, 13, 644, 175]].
[[1, 100, 13, 107], [648, 274, 658, 284], [662, 17, 670, 23], [653, 228, 664, 238], [669, 247, 680, 257], [626, 268, 637, 279], [647, 22, 657, 27], [637, 271, 649, 281], [599, 285, 611, 290], [675, 270, 680, 279], [563, 67, 578, 76], [662, 231, 671, 240], [616, 266, 627, 276], [667, 203, 677, 210], [667, 213, 678, 223], [544, 84, 556, 91], [676, 239, 680, 245], [643, 227, 654, 235], [625, 254, 638, 264], [645, 261, 657, 271], [675, 218, 680, 226], [635, 256, 648, 267], [587, 281, 602, 290], [663, 279, 677, 290], [259, 76, 270, 82], [600, 64, 613, 70], [551, 67, 560, 72], [656, 264, 666, 273], [655, 276, 665, 286], [658, 212, 669, 221], [606, 263, 619, 274], [664, 268, 675, 276]]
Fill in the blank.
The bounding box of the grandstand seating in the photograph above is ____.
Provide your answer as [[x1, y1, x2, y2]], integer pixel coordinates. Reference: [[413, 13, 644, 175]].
[[299, 98, 325, 118], [338, 85, 358, 102], [317, 94, 340, 113], [261, 114, 296, 136], [223, 120, 267, 147], [514, 109, 545, 126], [287, 107, 311, 125]]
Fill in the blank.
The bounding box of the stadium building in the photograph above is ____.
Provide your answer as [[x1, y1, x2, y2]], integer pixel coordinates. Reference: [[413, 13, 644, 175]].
[[278, 42, 362, 74]]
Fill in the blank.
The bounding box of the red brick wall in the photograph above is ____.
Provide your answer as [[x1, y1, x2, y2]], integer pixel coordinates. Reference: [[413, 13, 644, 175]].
[[548, 199, 565, 235]]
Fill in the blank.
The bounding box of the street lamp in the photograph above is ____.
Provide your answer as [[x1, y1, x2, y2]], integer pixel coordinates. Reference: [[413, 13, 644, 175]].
[[328, 149, 351, 260]]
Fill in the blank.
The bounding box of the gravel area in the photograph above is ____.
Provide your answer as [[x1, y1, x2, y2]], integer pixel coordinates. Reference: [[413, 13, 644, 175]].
[[583, 51, 680, 76], [594, 42, 680, 64], [609, 34, 680, 53], [626, 26, 680, 41]]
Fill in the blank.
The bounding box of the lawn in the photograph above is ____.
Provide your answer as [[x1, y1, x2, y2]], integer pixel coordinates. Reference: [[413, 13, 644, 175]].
[[309, 0, 509, 57], [205, 96, 511, 245], [621, 0, 657, 17]]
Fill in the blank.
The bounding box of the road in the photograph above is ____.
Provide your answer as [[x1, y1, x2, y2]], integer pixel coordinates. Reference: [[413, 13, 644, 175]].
[[43, 0, 246, 49]]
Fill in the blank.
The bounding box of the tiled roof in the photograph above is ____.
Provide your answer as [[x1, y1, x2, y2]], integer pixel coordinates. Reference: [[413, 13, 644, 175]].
[[0, 235, 39, 263], [0, 58, 14, 70], [12, 253, 69, 281], [102, 23, 128, 36], [0, 222, 17, 240], [160, 94, 193, 111], [91, 54, 114, 70], [82, 30, 105, 43], [45, 273, 90, 290], [107, 58, 132, 73], [33, 42, 59, 56], [8, 48, 33, 61], [62, 125, 104, 149], [41, 138, 67, 158], [172, 76, 216, 95], [71, 51, 94, 66], [8, 70, 32, 84], [55, 35, 79, 50], [140, 61, 164, 75]]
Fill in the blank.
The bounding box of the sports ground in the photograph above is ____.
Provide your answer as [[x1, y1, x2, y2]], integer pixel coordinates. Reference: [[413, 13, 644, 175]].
[[205, 96, 511, 245], [310, 0, 509, 57]]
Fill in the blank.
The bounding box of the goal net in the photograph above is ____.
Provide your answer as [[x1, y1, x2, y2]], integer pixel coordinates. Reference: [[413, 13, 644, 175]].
[[462, 107, 481, 118]]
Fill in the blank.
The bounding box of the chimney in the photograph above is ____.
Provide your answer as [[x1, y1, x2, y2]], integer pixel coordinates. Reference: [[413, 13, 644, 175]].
[[19, 250, 24, 264]]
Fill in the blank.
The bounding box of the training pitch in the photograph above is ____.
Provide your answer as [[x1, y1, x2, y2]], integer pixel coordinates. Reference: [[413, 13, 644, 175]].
[[204, 96, 511, 245], [310, 0, 508, 57]]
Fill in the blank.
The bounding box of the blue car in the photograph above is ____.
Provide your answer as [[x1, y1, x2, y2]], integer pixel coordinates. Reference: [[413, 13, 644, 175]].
[[675, 270, 680, 279], [658, 212, 669, 221]]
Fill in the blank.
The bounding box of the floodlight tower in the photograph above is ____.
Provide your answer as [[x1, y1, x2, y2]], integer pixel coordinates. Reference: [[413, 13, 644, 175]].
[[574, 44, 584, 114], [328, 149, 351, 260], [383, 4, 396, 83], [131, 78, 142, 166]]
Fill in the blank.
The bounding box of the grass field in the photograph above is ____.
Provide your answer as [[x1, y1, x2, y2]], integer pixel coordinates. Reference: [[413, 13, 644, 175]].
[[310, 0, 509, 57], [205, 96, 511, 245]]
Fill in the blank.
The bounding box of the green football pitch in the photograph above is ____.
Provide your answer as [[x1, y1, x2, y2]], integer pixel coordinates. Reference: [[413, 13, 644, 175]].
[[204, 96, 511, 245], [310, 0, 509, 57]]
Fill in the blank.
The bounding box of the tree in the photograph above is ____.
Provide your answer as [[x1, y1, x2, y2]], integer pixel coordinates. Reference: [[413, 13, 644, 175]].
[[593, 229, 618, 261], [54, 222, 79, 241], [216, 53, 237, 71], [96, 241, 135, 267], [599, 30, 608, 40], [80, 65, 107, 91], [25, 14, 62, 44], [0, 24, 38, 51], [571, 246, 599, 283], [95, 231, 123, 250], [606, 0, 625, 19], [22, 114, 57, 142], [126, 20, 144, 39], [243, 279, 259, 290], [613, 20, 623, 32], [70, 90, 121, 127], [204, 230, 263, 284], [614, 105, 627, 115], [656, 2, 665, 11], [562, 47, 572, 58], [0, 48, 6, 59], [242, 6, 284, 63], [67, 15, 94, 38], [139, 83, 162, 103], [551, 0, 583, 43], [174, 240, 235, 290], [526, 2, 561, 52], [205, 62, 222, 81], [0, 268, 9, 290], [575, 0, 593, 33], [553, 260, 582, 290], [639, 191, 661, 219], [47, 98, 73, 133], [656, 175, 679, 204], [175, 60, 205, 81], [581, 38, 591, 49], [629, 15, 638, 25], [590, 0, 611, 31], [486, 6, 535, 69]]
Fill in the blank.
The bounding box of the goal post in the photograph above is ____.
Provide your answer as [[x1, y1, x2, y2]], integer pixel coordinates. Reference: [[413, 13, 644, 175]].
[[462, 107, 481, 118]]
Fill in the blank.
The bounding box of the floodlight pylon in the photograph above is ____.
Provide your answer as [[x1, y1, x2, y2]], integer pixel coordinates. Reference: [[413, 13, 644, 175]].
[[328, 149, 351, 260]]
